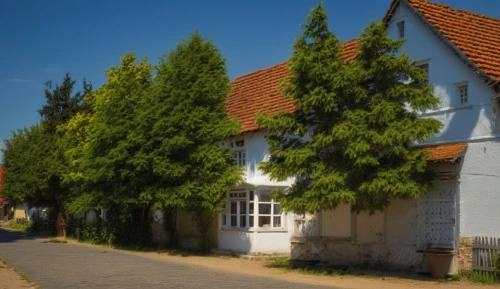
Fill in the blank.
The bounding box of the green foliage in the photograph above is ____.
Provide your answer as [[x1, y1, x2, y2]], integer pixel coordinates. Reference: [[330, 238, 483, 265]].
[[461, 271, 499, 284], [494, 253, 500, 277], [2, 73, 90, 234], [163, 208, 178, 248], [141, 31, 243, 213], [266, 257, 293, 270], [192, 210, 216, 252], [3, 125, 50, 206], [256, 4, 442, 213], [3, 219, 31, 231], [75, 53, 153, 217]]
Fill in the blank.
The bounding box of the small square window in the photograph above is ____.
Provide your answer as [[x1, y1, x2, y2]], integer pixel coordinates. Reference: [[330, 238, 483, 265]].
[[459, 85, 468, 104], [397, 21, 405, 38]]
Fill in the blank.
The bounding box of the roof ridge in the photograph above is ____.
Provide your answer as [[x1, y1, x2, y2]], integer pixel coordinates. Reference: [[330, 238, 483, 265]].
[[232, 39, 359, 83], [232, 62, 287, 82]]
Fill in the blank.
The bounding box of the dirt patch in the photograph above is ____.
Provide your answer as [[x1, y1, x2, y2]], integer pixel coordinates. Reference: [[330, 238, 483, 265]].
[[134, 252, 498, 289], [0, 261, 37, 289], [67, 240, 499, 289]]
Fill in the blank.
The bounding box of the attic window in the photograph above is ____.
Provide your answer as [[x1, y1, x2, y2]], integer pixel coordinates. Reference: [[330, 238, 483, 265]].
[[459, 84, 468, 105], [397, 21, 405, 38]]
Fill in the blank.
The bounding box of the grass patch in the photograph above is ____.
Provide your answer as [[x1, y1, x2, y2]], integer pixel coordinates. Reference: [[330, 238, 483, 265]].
[[40, 238, 67, 244], [2, 222, 31, 231], [266, 257, 293, 270], [1, 259, 42, 289], [459, 271, 499, 284], [265, 257, 346, 278]]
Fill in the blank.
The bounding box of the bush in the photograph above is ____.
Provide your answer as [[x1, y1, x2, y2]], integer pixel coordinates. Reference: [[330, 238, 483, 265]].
[[494, 254, 500, 277]]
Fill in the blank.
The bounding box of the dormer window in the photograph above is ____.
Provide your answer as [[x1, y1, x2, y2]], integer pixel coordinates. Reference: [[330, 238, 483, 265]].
[[459, 84, 468, 105], [397, 21, 405, 38]]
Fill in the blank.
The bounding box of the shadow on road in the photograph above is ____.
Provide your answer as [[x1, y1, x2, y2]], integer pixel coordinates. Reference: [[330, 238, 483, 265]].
[[0, 228, 51, 244]]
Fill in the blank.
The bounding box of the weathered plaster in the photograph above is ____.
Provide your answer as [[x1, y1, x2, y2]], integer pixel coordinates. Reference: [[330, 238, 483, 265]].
[[356, 211, 384, 244], [458, 237, 474, 272]]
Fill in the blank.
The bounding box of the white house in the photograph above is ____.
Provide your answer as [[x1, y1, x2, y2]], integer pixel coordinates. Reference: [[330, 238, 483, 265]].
[[174, 0, 500, 273]]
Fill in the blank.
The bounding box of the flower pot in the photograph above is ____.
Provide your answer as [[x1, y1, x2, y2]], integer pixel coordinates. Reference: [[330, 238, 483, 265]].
[[424, 248, 456, 279]]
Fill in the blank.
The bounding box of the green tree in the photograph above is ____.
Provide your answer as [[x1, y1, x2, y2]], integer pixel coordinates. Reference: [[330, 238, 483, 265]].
[[77, 53, 154, 224], [257, 4, 442, 214], [2, 73, 90, 234], [141, 32, 242, 249], [2, 125, 49, 206]]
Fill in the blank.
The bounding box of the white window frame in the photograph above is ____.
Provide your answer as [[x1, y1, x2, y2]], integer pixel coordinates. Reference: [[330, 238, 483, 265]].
[[230, 139, 246, 166], [231, 150, 246, 166], [397, 21, 405, 39], [221, 188, 286, 232], [458, 83, 468, 105]]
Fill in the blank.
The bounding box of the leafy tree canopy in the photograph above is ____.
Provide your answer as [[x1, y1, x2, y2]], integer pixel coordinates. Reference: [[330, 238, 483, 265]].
[[257, 3, 443, 214], [142, 31, 242, 212]]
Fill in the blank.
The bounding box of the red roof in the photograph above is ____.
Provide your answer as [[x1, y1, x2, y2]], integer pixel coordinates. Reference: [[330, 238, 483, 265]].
[[227, 0, 500, 134], [385, 0, 500, 81], [227, 39, 359, 133], [423, 143, 468, 161]]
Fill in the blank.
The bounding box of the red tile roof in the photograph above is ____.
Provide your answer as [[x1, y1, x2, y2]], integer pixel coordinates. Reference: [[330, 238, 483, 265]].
[[423, 143, 468, 161], [227, 39, 359, 133], [385, 0, 500, 81]]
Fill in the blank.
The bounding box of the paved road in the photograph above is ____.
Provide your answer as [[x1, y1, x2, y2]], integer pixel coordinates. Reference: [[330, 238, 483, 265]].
[[0, 229, 335, 289]]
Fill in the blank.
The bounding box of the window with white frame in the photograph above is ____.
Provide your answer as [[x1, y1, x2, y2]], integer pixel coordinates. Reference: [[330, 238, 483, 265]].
[[222, 189, 284, 230], [230, 140, 246, 166], [232, 151, 246, 166], [397, 21, 405, 38], [459, 84, 468, 105]]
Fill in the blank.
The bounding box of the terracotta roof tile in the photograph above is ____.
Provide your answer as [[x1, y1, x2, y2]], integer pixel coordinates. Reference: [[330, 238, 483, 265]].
[[387, 0, 500, 81], [227, 39, 359, 133], [422, 142, 468, 161]]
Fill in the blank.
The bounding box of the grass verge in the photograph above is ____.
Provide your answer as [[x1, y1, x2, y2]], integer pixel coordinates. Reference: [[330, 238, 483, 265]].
[[266, 257, 344, 277], [1, 259, 42, 289], [40, 238, 68, 244]]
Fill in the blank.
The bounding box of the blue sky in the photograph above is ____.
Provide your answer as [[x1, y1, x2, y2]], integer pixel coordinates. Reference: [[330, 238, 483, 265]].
[[1, 0, 499, 161]]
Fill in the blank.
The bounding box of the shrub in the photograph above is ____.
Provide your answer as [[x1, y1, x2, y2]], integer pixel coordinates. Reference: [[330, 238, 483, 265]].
[[494, 253, 500, 277]]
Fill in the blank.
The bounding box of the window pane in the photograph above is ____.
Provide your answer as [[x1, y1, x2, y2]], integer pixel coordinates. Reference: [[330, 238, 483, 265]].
[[249, 191, 254, 201], [240, 201, 247, 214], [273, 204, 281, 215], [231, 216, 237, 227], [240, 216, 246, 227], [230, 202, 237, 214], [249, 203, 254, 214], [273, 216, 281, 227], [259, 216, 271, 227], [259, 190, 272, 202], [240, 151, 246, 166], [249, 215, 254, 227], [259, 204, 271, 214]]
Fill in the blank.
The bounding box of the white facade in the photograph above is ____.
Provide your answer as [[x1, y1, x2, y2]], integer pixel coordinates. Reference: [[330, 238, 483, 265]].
[[218, 131, 294, 254], [216, 0, 500, 260], [387, 1, 500, 242]]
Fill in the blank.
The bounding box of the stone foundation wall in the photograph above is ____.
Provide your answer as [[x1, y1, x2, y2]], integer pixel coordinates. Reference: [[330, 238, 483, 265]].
[[291, 236, 423, 270], [458, 237, 474, 272]]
